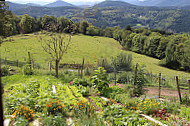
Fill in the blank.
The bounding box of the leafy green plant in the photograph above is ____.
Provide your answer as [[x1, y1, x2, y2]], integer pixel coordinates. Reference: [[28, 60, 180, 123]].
[[117, 71, 133, 84], [42, 114, 67, 126], [102, 104, 147, 125], [14, 116, 29, 126], [181, 93, 190, 106], [72, 78, 90, 87], [76, 85, 90, 96], [1, 65, 10, 76], [132, 64, 147, 97], [137, 98, 161, 115], [91, 67, 109, 93], [22, 64, 33, 75], [180, 107, 190, 121]]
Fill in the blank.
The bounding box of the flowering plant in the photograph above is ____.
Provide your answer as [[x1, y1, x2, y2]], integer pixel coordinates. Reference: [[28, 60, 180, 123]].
[[44, 99, 66, 116], [71, 100, 95, 116], [12, 105, 34, 121]]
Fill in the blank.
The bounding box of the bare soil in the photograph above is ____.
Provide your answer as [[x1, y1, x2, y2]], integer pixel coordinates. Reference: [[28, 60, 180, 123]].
[[109, 84, 188, 97]]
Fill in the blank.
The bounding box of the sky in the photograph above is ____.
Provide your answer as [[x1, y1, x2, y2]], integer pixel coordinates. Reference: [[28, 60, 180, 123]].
[[7, 0, 105, 5]]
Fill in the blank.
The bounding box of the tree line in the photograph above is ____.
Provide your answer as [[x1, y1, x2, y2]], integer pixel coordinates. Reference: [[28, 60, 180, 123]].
[[1, 2, 189, 72]]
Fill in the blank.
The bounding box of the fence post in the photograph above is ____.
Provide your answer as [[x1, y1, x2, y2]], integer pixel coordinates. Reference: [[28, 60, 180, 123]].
[[16, 60, 19, 67], [28, 52, 32, 71], [5, 57, 7, 65], [102, 59, 104, 68], [78, 65, 80, 77], [176, 76, 182, 103], [159, 73, 161, 98], [188, 79, 190, 94], [134, 63, 138, 89], [81, 58, 85, 78], [49, 62, 52, 72], [114, 69, 117, 85]]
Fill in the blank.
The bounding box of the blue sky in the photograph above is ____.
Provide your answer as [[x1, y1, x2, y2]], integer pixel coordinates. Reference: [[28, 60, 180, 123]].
[[7, 0, 105, 5]]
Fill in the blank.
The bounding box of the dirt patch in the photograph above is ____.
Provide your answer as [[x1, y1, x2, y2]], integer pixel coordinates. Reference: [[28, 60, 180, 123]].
[[109, 84, 188, 97], [144, 88, 187, 97]]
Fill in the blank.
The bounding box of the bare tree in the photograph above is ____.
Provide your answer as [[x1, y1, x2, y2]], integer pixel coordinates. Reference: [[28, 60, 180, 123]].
[[39, 33, 72, 78]]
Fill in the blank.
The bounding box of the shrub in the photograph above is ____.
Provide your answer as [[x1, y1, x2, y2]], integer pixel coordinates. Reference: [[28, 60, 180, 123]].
[[180, 107, 190, 121], [91, 67, 109, 93], [72, 78, 90, 87], [1, 65, 10, 76], [77, 85, 90, 96], [117, 71, 133, 84], [22, 64, 33, 75], [181, 93, 190, 106], [42, 114, 67, 126]]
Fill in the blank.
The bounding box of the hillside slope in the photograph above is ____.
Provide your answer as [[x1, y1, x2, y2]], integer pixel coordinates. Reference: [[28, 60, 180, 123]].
[[1, 33, 189, 78], [44, 0, 74, 7]]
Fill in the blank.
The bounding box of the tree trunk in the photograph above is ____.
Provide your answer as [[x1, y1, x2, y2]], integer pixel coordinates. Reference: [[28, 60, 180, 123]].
[[55, 59, 59, 78]]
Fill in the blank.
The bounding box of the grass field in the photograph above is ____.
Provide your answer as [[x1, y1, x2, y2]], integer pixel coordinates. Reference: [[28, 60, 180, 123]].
[[1, 33, 190, 79]]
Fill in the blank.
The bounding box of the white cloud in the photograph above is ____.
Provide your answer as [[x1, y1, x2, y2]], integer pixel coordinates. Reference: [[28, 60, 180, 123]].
[[7, 0, 104, 5]]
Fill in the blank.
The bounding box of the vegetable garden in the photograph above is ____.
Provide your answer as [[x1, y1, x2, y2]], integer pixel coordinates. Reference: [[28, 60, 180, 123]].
[[3, 67, 190, 126]]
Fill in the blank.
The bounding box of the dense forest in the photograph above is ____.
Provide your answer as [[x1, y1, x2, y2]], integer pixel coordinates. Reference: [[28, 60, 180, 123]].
[[1, 2, 190, 72], [9, 1, 190, 33]]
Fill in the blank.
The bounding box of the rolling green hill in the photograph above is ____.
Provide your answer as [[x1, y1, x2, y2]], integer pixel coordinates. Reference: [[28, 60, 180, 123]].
[[1, 33, 189, 78]]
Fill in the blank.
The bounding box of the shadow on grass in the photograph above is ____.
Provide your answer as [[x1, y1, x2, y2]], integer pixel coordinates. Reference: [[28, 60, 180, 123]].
[[1, 58, 26, 68]]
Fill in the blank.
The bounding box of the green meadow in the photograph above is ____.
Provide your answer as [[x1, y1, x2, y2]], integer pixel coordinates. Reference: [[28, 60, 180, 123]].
[[1, 33, 190, 78]]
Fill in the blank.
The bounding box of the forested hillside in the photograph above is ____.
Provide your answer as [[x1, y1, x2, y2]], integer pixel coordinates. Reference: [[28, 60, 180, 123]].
[[11, 2, 190, 33]]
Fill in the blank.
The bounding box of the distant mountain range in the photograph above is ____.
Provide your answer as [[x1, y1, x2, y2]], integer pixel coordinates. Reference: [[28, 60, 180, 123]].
[[4, 0, 190, 33], [126, 0, 190, 7], [95, 0, 135, 8], [44, 0, 74, 7], [6, 0, 190, 11]]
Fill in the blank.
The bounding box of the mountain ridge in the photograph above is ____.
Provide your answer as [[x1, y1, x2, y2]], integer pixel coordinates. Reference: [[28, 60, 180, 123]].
[[44, 0, 74, 7]]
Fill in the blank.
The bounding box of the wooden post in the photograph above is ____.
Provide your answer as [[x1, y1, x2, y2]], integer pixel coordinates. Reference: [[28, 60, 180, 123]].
[[102, 59, 104, 68], [28, 52, 32, 71], [16, 60, 19, 67], [0, 59, 4, 126], [81, 58, 85, 79], [134, 63, 138, 89], [5, 57, 7, 65], [176, 76, 182, 103], [32, 60, 34, 69], [114, 69, 117, 85], [78, 65, 80, 77], [188, 79, 190, 94], [158, 73, 161, 98], [49, 62, 52, 72]]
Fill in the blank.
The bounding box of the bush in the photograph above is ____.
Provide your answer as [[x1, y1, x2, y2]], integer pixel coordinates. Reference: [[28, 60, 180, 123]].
[[22, 64, 33, 75], [42, 114, 67, 126], [1, 65, 10, 76], [77, 85, 90, 96], [181, 93, 190, 106], [91, 67, 109, 93], [117, 72, 133, 84], [72, 78, 90, 87]]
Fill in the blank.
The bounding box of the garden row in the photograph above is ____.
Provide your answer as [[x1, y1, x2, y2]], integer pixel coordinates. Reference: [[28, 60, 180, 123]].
[[3, 67, 190, 125]]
